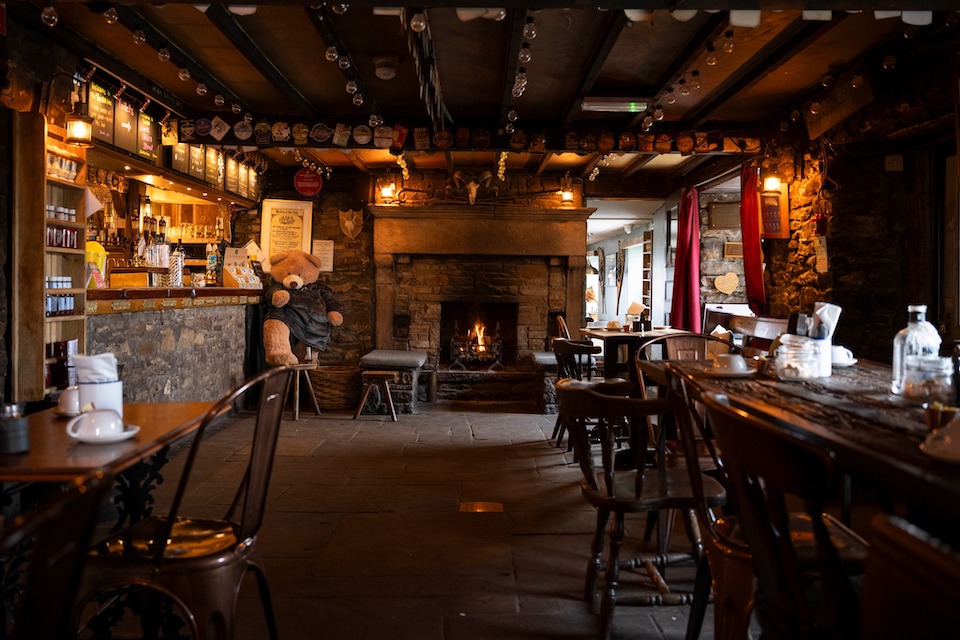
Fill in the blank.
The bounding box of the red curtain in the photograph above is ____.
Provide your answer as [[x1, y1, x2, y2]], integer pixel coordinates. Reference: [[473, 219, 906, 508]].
[[670, 187, 701, 332], [740, 165, 768, 315]]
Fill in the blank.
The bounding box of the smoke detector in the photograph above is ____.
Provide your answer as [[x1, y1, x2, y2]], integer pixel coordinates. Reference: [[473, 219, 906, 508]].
[[373, 56, 398, 81]]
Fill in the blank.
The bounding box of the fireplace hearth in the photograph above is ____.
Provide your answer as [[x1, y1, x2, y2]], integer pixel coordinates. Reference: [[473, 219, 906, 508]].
[[442, 301, 517, 370]]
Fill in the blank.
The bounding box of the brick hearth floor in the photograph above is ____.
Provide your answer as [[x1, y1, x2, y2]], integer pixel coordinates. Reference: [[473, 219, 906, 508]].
[[148, 400, 756, 640]]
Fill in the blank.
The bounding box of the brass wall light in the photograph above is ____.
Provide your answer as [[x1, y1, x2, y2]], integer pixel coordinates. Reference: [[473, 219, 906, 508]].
[[560, 172, 574, 204], [377, 175, 397, 203]]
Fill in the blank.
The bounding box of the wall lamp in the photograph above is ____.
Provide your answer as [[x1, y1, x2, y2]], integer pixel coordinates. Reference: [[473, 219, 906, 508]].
[[378, 176, 397, 203], [560, 172, 574, 204], [65, 101, 94, 147], [761, 166, 782, 194]]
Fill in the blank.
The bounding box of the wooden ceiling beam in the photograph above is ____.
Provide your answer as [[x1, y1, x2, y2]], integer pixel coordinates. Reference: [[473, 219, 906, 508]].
[[619, 154, 658, 179], [205, 4, 320, 119], [684, 16, 847, 129], [338, 149, 370, 172], [561, 11, 629, 127], [580, 153, 602, 179], [532, 152, 554, 176], [497, 10, 527, 126]]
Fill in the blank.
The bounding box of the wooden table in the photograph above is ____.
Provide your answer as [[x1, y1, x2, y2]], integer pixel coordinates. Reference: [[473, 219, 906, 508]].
[[643, 358, 960, 544], [578, 326, 684, 381], [0, 402, 216, 529]]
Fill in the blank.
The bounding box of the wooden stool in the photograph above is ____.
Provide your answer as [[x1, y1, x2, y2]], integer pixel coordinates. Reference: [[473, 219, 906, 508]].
[[354, 370, 398, 421], [290, 346, 321, 421]]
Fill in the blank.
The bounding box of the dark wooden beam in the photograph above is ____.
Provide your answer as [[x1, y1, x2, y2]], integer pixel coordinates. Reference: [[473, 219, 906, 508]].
[[338, 149, 370, 172], [306, 5, 382, 119], [684, 16, 847, 129], [619, 154, 657, 179], [205, 4, 320, 119], [497, 10, 527, 126], [561, 11, 629, 127]]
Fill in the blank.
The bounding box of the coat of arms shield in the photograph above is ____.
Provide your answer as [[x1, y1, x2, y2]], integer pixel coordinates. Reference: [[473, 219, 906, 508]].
[[339, 209, 364, 239]]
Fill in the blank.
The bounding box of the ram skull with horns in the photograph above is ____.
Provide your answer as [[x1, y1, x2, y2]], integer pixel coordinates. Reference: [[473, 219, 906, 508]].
[[446, 170, 498, 205]]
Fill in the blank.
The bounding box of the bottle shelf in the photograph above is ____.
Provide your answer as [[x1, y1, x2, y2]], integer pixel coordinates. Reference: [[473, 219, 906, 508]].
[[45, 246, 86, 256], [45, 314, 85, 323]]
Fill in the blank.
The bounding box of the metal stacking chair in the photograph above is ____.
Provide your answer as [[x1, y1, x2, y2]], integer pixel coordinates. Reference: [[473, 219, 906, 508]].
[[556, 378, 727, 640], [701, 391, 868, 640], [74, 365, 296, 640], [0, 472, 112, 639]]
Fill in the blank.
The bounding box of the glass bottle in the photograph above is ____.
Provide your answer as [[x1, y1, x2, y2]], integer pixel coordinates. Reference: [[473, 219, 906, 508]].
[[892, 304, 942, 395]]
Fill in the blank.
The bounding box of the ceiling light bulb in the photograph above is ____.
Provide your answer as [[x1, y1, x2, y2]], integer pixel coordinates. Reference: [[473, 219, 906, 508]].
[[809, 101, 821, 115], [851, 73, 864, 89], [515, 70, 527, 86], [369, 114, 381, 127], [157, 46, 171, 62], [214, 94, 225, 106], [352, 93, 364, 106], [40, 3, 58, 27], [511, 86, 524, 98], [132, 29, 146, 45], [705, 43, 718, 66], [178, 67, 191, 81], [338, 57, 351, 70], [345, 80, 358, 94], [232, 103, 242, 114], [518, 45, 532, 64], [331, 3, 349, 15], [492, 9, 506, 21], [653, 105, 664, 121], [196, 82, 208, 96], [523, 17, 537, 39], [722, 30, 735, 54], [678, 78, 690, 96], [505, 123, 515, 134], [665, 89, 676, 105], [642, 114, 653, 128], [821, 74, 834, 88], [883, 55, 896, 70], [507, 109, 518, 122], [325, 46, 339, 62], [103, 6, 119, 24], [690, 70, 701, 91], [410, 12, 427, 32]]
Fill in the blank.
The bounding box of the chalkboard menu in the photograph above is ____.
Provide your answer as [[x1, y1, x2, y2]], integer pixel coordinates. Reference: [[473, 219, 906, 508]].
[[225, 157, 239, 193], [248, 170, 258, 200], [89, 82, 114, 144], [114, 100, 138, 153], [238, 165, 248, 198], [204, 147, 222, 187], [172, 143, 189, 174], [137, 112, 158, 162], [188, 145, 204, 180]]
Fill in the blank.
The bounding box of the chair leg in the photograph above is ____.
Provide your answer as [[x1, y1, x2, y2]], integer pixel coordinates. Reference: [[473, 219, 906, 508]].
[[586, 509, 610, 606], [686, 556, 712, 640], [381, 381, 398, 421], [709, 551, 756, 640], [353, 382, 375, 419], [303, 369, 321, 417], [599, 513, 624, 640], [249, 563, 280, 640], [292, 369, 301, 421]]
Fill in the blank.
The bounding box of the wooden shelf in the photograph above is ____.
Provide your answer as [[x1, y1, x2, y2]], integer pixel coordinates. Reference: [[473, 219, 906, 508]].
[[45, 217, 87, 230], [45, 246, 86, 256]]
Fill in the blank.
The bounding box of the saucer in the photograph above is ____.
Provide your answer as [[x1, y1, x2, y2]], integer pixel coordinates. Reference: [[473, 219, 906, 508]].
[[920, 427, 960, 463], [72, 424, 140, 445], [832, 358, 858, 367], [52, 407, 80, 418]]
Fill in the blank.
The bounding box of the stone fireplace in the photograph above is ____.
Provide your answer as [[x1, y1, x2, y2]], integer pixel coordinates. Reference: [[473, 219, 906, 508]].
[[370, 204, 594, 369]]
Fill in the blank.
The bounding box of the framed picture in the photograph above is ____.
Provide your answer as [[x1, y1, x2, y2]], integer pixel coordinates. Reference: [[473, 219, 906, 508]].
[[259, 199, 313, 272]]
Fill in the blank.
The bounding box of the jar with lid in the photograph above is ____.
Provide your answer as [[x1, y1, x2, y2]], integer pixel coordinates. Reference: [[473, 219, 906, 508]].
[[902, 355, 954, 405], [775, 334, 820, 381]]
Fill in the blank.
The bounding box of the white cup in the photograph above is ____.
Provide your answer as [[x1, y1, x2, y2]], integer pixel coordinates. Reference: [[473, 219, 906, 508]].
[[65, 409, 124, 441], [831, 345, 854, 363], [78, 380, 123, 419], [57, 386, 80, 416], [713, 353, 748, 372]]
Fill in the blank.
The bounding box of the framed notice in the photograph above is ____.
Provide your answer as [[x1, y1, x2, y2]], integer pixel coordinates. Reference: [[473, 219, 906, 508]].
[[114, 100, 138, 153], [259, 199, 313, 271], [172, 143, 189, 173], [248, 170, 258, 200], [311, 239, 334, 272], [188, 145, 204, 180], [137, 112, 158, 162], [204, 146, 222, 187], [760, 186, 790, 239], [225, 157, 239, 193], [238, 165, 248, 198]]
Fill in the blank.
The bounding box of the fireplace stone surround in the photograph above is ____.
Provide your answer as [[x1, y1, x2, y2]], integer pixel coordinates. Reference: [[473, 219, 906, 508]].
[[371, 205, 594, 371]]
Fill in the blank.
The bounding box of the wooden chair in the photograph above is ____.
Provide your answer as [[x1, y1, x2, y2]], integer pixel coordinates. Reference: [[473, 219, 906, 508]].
[[861, 514, 960, 639], [701, 391, 868, 640], [556, 378, 727, 640], [551, 338, 631, 447], [290, 344, 322, 421], [0, 472, 111, 640], [74, 365, 296, 640]]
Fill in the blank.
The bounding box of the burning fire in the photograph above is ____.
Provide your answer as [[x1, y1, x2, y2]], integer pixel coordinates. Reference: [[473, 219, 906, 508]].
[[471, 321, 487, 352]]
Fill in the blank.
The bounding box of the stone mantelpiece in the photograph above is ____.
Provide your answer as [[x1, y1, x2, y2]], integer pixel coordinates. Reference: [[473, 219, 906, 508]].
[[370, 205, 594, 356]]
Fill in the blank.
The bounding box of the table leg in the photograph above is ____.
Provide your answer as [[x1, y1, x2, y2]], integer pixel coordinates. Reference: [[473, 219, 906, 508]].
[[111, 446, 170, 532]]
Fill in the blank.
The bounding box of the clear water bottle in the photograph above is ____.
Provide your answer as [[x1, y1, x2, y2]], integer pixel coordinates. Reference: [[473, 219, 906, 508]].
[[892, 304, 942, 395]]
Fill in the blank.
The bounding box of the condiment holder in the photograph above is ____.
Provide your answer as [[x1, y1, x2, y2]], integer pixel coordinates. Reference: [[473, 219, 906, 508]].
[[0, 402, 30, 454]]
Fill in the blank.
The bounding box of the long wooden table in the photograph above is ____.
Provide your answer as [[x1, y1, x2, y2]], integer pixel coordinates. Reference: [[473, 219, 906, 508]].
[[642, 358, 960, 543]]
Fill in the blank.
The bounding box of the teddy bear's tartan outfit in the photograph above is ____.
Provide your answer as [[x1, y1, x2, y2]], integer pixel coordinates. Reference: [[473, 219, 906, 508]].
[[263, 280, 343, 351]]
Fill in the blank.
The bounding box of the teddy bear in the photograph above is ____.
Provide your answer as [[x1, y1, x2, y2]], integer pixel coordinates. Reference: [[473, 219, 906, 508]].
[[262, 249, 344, 366]]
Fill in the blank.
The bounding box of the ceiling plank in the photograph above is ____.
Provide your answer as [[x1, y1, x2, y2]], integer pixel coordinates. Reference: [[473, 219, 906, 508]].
[[619, 154, 657, 178], [532, 152, 554, 176], [338, 149, 370, 172], [684, 16, 847, 129], [561, 11, 629, 127], [306, 6, 382, 119], [205, 4, 320, 119]]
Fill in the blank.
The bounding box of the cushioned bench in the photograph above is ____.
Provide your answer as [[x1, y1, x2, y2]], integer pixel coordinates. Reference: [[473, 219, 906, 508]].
[[517, 350, 558, 414], [358, 350, 428, 415]]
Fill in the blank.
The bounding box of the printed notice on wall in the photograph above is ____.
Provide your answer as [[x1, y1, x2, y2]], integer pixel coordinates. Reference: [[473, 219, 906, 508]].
[[815, 236, 829, 274], [259, 199, 313, 272], [312, 239, 334, 272]]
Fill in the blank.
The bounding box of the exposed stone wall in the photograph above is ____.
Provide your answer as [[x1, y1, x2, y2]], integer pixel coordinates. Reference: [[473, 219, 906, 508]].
[[87, 306, 248, 402], [764, 148, 934, 363]]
